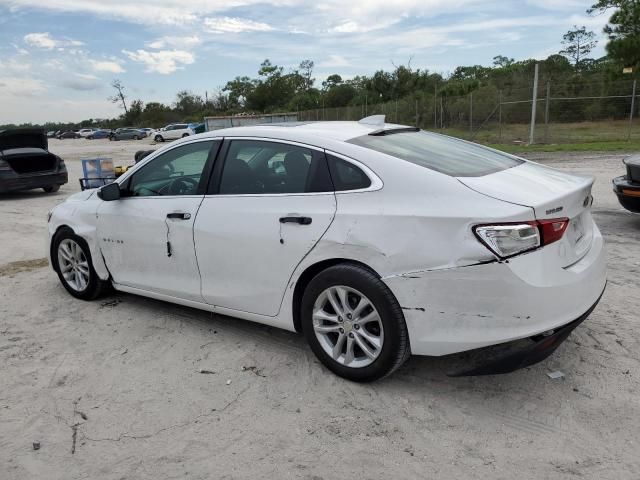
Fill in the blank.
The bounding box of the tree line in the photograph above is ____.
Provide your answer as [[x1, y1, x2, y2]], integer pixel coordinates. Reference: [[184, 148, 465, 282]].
[[2, 0, 637, 132]]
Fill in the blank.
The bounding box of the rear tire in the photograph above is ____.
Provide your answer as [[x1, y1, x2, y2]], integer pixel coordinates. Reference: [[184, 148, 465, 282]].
[[301, 263, 410, 382], [181, 133, 189, 138], [43, 185, 60, 193], [133, 135, 139, 140], [52, 228, 110, 300]]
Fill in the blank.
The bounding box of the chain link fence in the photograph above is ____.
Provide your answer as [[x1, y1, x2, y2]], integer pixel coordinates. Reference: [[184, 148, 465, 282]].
[[298, 77, 639, 145]]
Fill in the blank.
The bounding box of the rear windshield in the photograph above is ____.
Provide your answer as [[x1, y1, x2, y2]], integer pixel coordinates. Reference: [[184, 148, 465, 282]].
[[347, 130, 523, 177]]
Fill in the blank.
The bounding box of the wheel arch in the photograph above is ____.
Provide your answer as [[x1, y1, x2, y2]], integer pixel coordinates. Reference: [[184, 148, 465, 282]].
[[49, 222, 111, 281], [291, 258, 381, 333]]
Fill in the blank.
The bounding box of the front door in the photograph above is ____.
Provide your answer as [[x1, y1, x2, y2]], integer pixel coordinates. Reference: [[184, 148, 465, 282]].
[[97, 139, 219, 301], [194, 138, 337, 316]]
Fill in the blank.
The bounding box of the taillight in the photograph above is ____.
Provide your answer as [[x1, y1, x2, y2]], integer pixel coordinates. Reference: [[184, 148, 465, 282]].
[[537, 218, 569, 245], [474, 217, 569, 259]]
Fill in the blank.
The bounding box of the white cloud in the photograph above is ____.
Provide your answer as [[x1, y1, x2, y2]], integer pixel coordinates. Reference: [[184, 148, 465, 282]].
[[60, 73, 102, 91], [24, 32, 84, 49], [90, 60, 126, 73], [0, 76, 46, 96], [147, 35, 201, 49], [3, 0, 293, 26], [318, 54, 350, 68], [122, 49, 195, 74], [204, 16, 274, 34]]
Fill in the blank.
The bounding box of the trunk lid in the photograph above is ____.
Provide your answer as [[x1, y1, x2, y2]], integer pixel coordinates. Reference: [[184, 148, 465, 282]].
[[458, 161, 595, 266], [0, 128, 48, 152]]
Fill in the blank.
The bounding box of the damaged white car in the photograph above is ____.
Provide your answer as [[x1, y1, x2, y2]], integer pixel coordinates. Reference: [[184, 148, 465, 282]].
[[47, 117, 606, 381]]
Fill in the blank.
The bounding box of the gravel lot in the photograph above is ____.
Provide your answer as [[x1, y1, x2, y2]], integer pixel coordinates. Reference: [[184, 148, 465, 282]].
[[1, 138, 639, 479]]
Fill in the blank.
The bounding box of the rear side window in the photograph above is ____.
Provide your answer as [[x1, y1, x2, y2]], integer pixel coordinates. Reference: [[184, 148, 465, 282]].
[[218, 140, 331, 194], [327, 155, 371, 191], [347, 130, 522, 177]]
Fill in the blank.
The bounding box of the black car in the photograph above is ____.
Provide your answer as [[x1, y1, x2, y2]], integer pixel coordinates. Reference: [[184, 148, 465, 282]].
[[57, 131, 80, 139], [0, 128, 68, 193], [613, 156, 640, 213]]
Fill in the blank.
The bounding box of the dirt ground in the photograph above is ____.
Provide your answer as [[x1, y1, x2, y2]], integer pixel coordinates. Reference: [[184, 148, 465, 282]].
[[1, 138, 639, 480]]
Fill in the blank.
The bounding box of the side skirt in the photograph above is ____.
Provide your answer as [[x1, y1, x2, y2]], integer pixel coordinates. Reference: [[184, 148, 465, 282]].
[[112, 283, 297, 332]]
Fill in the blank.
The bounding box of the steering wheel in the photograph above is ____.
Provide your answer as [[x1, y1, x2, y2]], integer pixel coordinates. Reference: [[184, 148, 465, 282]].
[[167, 177, 199, 195]]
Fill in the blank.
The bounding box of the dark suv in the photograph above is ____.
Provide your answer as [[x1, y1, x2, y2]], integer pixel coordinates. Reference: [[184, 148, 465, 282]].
[[0, 128, 68, 193]]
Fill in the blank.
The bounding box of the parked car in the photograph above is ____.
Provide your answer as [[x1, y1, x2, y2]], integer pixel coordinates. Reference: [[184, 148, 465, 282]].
[[57, 131, 80, 139], [0, 128, 68, 193], [47, 117, 606, 381], [86, 129, 112, 140], [46, 131, 56, 138], [153, 123, 193, 142], [189, 123, 206, 134], [78, 128, 97, 138], [613, 155, 640, 213], [109, 128, 146, 141]]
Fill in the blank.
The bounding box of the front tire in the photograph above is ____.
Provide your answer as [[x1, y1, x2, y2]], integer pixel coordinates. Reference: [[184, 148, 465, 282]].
[[43, 185, 60, 193], [52, 228, 109, 300], [301, 263, 410, 382], [154, 135, 164, 142], [133, 135, 139, 140], [181, 133, 189, 138]]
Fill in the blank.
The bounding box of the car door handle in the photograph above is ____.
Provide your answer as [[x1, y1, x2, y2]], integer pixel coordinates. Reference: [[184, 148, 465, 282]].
[[279, 216, 312, 225], [167, 212, 191, 220]]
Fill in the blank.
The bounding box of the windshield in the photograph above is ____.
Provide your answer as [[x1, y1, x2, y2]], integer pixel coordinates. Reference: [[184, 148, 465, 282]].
[[347, 130, 523, 177]]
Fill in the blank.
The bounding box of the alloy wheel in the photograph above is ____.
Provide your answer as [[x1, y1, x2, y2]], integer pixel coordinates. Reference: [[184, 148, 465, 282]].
[[57, 239, 90, 292], [312, 285, 384, 368]]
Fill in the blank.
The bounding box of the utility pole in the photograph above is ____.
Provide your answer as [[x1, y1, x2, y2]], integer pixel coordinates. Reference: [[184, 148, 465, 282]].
[[544, 82, 551, 144], [415, 99, 418, 127], [498, 90, 503, 143], [469, 93, 473, 136], [629, 79, 637, 141], [434, 85, 437, 129], [529, 63, 539, 145]]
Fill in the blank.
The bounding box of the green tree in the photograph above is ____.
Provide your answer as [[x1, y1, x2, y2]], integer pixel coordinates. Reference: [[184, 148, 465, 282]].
[[560, 26, 598, 69]]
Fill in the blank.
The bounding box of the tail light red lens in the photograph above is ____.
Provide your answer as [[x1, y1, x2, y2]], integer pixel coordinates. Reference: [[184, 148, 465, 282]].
[[474, 217, 569, 259], [537, 218, 569, 246]]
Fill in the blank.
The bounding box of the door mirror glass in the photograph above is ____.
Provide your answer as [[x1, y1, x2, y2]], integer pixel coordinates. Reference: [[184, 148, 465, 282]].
[[98, 182, 121, 201]]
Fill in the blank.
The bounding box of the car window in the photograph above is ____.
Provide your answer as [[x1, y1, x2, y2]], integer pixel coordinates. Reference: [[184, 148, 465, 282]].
[[347, 130, 523, 177], [219, 140, 322, 194], [326, 155, 371, 191], [127, 141, 214, 197]]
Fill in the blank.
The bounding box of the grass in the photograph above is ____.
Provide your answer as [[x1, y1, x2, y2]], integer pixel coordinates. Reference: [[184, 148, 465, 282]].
[[487, 140, 640, 154], [424, 119, 640, 153]]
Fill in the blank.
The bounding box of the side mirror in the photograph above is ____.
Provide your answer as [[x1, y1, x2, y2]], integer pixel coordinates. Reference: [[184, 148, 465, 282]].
[[98, 182, 121, 201]]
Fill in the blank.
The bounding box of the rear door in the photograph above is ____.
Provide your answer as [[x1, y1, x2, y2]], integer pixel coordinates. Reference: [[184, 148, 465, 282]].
[[194, 138, 336, 316]]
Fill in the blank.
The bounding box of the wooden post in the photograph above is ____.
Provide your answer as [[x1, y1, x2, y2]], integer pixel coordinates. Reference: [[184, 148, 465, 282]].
[[544, 82, 551, 144], [469, 93, 473, 136], [629, 79, 637, 141], [498, 90, 503, 143], [529, 63, 539, 145]]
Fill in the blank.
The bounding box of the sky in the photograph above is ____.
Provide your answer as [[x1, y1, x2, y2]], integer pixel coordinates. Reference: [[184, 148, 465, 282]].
[[0, 0, 610, 124]]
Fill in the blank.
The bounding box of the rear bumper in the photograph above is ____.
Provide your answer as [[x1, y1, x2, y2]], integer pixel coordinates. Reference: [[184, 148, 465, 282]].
[[448, 286, 604, 376], [613, 175, 640, 213], [383, 220, 606, 356], [0, 170, 68, 193]]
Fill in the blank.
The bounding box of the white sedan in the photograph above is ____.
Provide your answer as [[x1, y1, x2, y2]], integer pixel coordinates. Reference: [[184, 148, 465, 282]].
[[47, 116, 606, 381]]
